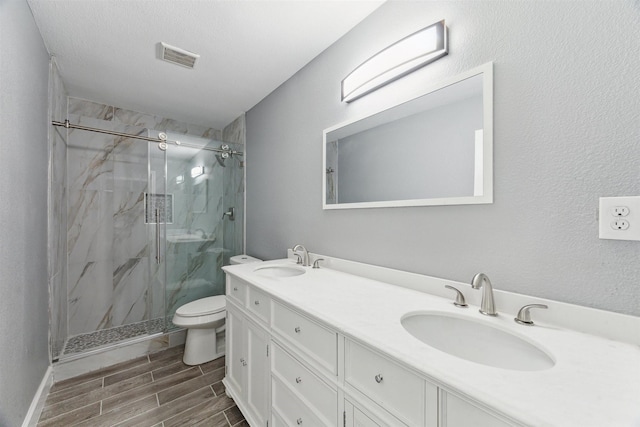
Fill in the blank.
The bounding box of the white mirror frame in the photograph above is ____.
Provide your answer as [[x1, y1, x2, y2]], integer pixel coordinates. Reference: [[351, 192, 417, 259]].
[[323, 62, 493, 210]]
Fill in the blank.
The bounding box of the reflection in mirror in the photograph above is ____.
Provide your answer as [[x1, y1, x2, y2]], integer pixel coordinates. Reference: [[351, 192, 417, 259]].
[[323, 62, 493, 209]]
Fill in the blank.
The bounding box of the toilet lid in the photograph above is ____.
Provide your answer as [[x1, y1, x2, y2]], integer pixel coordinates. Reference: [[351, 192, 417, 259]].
[[176, 295, 226, 317]]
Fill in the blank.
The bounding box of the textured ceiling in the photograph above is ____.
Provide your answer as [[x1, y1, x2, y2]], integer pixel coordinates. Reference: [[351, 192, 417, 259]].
[[28, 0, 384, 129]]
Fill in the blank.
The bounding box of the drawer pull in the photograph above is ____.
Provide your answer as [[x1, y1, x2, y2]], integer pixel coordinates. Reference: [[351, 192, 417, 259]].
[[375, 374, 383, 383], [294, 326, 301, 333], [254, 300, 260, 305], [233, 287, 238, 291], [295, 376, 302, 384], [296, 418, 303, 425]]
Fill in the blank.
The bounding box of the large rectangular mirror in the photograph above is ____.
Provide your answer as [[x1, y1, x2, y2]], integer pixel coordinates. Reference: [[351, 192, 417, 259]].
[[323, 62, 493, 209]]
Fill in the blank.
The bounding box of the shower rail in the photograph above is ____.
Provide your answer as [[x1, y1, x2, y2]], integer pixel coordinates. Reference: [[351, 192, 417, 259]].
[[52, 119, 244, 156]]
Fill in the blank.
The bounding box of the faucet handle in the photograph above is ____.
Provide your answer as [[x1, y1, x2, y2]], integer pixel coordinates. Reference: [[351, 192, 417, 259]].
[[444, 285, 468, 307], [293, 254, 302, 265], [312, 258, 325, 269], [515, 304, 548, 326]]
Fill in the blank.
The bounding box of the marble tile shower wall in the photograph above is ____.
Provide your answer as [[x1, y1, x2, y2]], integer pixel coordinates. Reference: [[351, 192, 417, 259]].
[[65, 97, 242, 337], [48, 60, 68, 359]]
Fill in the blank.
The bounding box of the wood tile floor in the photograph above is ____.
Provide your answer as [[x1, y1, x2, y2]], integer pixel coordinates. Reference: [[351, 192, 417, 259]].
[[37, 346, 248, 427]]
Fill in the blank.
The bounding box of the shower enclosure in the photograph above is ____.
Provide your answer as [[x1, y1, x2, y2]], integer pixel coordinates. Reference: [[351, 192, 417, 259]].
[[52, 119, 243, 360]]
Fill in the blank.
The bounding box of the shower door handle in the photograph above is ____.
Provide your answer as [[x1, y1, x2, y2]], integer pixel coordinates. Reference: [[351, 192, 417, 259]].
[[155, 209, 161, 264]]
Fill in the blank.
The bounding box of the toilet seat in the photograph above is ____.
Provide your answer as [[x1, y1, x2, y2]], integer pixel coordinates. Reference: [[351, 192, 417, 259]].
[[175, 295, 225, 317]]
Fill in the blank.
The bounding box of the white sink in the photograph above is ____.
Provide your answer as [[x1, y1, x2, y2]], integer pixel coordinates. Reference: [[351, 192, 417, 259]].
[[401, 312, 555, 371], [254, 265, 306, 278]]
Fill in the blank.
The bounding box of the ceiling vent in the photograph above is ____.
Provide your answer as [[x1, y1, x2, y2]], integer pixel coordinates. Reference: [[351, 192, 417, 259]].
[[159, 42, 200, 69]]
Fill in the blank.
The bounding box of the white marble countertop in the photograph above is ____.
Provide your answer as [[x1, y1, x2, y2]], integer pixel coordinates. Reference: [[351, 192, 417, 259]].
[[223, 258, 640, 427]]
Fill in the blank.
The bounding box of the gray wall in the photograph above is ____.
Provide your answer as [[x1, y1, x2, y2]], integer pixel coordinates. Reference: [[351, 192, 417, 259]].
[[0, 0, 51, 425], [246, 1, 640, 316]]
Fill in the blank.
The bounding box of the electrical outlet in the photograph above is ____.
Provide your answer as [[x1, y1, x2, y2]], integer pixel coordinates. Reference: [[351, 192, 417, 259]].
[[612, 206, 630, 217], [599, 196, 640, 240], [611, 219, 630, 230]]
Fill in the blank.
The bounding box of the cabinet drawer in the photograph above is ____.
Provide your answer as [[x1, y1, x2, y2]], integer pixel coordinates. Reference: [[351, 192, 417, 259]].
[[272, 342, 337, 425], [272, 376, 324, 427], [272, 302, 337, 374], [345, 340, 425, 426], [227, 277, 247, 305], [247, 286, 271, 324]]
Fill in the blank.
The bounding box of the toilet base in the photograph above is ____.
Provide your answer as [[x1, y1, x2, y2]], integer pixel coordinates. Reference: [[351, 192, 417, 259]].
[[183, 327, 224, 365]]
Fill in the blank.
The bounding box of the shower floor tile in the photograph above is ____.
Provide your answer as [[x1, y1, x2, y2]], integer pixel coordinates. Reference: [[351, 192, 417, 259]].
[[38, 346, 247, 427], [61, 318, 167, 356]]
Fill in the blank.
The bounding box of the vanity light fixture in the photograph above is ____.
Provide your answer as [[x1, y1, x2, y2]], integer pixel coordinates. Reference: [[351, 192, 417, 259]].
[[190, 166, 204, 178], [341, 20, 448, 103]]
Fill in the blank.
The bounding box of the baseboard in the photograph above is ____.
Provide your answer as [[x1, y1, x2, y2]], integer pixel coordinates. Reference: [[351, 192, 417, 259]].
[[22, 365, 53, 427]]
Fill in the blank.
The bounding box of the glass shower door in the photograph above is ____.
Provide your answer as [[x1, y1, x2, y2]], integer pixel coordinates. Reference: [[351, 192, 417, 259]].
[[147, 139, 168, 334], [159, 134, 244, 328]]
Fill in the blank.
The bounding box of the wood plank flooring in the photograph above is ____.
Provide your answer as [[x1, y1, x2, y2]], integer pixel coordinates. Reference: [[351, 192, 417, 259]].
[[38, 346, 247, 427]]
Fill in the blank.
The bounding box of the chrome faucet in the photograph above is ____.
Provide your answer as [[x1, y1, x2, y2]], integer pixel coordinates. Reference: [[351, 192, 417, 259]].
[[292, 244, 310, 267], [471, 273, 497, 316]]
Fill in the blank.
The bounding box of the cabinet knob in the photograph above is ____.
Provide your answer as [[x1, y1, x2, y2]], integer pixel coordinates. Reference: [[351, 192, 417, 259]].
[[294, 326, 301, 333], [233, 287, 238, 291], [295, 376, 302, 384], [240, 358, 246, 366], [254, 300, 260, 305], [296, 418, 303, 425], [374, 374, 383, 383]]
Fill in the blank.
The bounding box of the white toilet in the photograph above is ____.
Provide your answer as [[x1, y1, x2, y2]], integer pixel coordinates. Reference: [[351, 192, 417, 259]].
[[172, 254, 261, 365]]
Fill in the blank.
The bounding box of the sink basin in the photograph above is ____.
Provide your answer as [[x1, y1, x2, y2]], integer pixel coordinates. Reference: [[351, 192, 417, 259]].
[[401, 312, 555, 371], [253, 265, 306, 278]]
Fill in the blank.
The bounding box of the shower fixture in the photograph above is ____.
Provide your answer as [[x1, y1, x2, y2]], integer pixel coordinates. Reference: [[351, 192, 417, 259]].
[[222, 207, 235, 221], [215, 145, 236, 167]]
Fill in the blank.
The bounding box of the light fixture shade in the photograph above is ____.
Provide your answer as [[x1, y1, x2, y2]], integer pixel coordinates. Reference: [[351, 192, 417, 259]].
[[342, 20, 448, 103]]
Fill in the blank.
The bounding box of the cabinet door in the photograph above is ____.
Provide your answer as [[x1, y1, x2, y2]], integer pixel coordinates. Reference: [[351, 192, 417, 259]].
[[344, 398, 410, 427], [344, 399, 381, 427], [246, 320, 270, 426], [440, 391, 518, 427], [226, 304, 245, 397]]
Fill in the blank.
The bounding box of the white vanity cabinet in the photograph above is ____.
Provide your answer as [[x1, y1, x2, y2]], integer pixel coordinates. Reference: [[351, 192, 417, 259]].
[[225, 278, 271, 427], [224, 271, 524, 427]]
